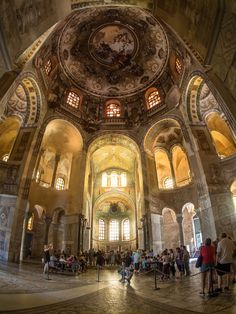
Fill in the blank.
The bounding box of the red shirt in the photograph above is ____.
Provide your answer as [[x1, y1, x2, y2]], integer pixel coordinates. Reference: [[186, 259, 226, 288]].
[[201, 245, 215, 264]]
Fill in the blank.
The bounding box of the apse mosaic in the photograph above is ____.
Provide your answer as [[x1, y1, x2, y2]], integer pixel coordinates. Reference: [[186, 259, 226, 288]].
[[58, 7, 169, 97]]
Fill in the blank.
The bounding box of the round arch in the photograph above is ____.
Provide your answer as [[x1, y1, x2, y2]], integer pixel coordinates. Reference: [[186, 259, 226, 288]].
[[162, 207, 180, 249]]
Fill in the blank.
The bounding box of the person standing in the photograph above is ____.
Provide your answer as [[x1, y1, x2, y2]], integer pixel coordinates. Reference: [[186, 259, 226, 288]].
[[200, 238, 215, 296], [182, 246, 190, 276], [43, 243, 52, 280], [124, 251, 133, 284], [216, 233, 235, 292]]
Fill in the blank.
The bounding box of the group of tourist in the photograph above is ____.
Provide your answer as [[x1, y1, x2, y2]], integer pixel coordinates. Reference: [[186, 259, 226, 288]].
[[199, 232, 236, 296], [42, 245, 88, 279], [42, 233, 236, 292]]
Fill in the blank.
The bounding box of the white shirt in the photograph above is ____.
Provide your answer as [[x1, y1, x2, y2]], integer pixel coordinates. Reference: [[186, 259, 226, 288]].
[[217, 237, 235, 264]]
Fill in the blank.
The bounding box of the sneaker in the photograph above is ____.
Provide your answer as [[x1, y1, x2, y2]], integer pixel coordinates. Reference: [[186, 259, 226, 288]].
[[199, 291, 205, 296]]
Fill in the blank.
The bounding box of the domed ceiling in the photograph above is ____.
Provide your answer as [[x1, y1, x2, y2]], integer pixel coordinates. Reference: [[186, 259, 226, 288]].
[[58, 6, 169, 98]]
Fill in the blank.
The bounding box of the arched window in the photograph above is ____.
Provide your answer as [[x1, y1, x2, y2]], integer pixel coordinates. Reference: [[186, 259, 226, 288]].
[[27, 214, 34, 231], [106, 103, 121, 117], [147, 89, 161, 109], [36, 170, 40, 183], [205, 112, 236, 158], [66, 91, 80, 109], [102, 172, 108, 187], [230, 181, 236, 210], [44, 59, 52, 75], [111, 172, 118, 187], [98, 219, 105, 240], [121, 172, 127, 187], [123, 219, 130, 241], [109, 220, 119, 241], [163, 177, 174, 189], [172, 146, 191, 187], [55, 177, 65, 190], [175, 58, 182, 74], [2, 154, 9, 162]]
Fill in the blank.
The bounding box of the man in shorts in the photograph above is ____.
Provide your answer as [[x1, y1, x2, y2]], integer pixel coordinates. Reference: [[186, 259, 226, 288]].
[[216, 233, 235, 292]]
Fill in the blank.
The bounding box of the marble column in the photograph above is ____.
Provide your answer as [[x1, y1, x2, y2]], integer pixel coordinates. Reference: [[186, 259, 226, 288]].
[[51, 154, 60, 188], [176, 214, 184, 245], [44, 215, 52, 245]]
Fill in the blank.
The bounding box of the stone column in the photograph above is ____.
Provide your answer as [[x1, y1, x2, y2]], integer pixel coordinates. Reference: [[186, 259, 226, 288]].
[[169, 153, 176, 187], [151, 213, 164, 254], [81, 217, 87, 253], [51, 154, 60, 188], [52, 223, 59, 250], [77, 213, 86, 254], [34, 148, 45, 181], [176, 214, 184, 245], [138, 218, 144, 250], [44, 215, 52, 245]]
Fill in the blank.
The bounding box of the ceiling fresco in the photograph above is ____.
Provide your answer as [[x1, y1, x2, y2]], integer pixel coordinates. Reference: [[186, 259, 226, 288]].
[[58, 6, 169, 98]]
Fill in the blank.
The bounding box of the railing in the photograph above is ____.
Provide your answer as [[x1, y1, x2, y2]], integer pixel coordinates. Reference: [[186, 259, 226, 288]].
[[102, 117, 127, 124]]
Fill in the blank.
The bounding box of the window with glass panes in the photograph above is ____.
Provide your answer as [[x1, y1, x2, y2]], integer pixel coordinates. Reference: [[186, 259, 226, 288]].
[[148, 90, 161, 109], [27, 214, 34, 231], [111, 172, 118, 187], [120, 172, 127, 187], [2, 154, 9, 162], [55, 177, 65, 190], [175, 58, 182, 74], [123, 219, 130, 240], [164, 177, 174, 189], [45, 59, 52, 75], [66, 91, 80, 109], [106, 103, 121, 117], [102, 172, 108, 187], [109, 220, 119, 241], [99, 219, 105, 240]]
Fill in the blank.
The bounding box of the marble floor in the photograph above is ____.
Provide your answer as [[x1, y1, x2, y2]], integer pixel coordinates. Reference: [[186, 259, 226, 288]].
[[0, 261, 235, 314]]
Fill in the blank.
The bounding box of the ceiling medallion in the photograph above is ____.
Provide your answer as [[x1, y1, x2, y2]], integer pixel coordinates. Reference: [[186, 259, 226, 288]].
[[89, 23, 138, 69], [58, 7, 169, 98]]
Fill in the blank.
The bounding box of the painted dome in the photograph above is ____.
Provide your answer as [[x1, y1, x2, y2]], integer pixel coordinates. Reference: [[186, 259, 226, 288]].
[[58, 6, 169, 98]]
